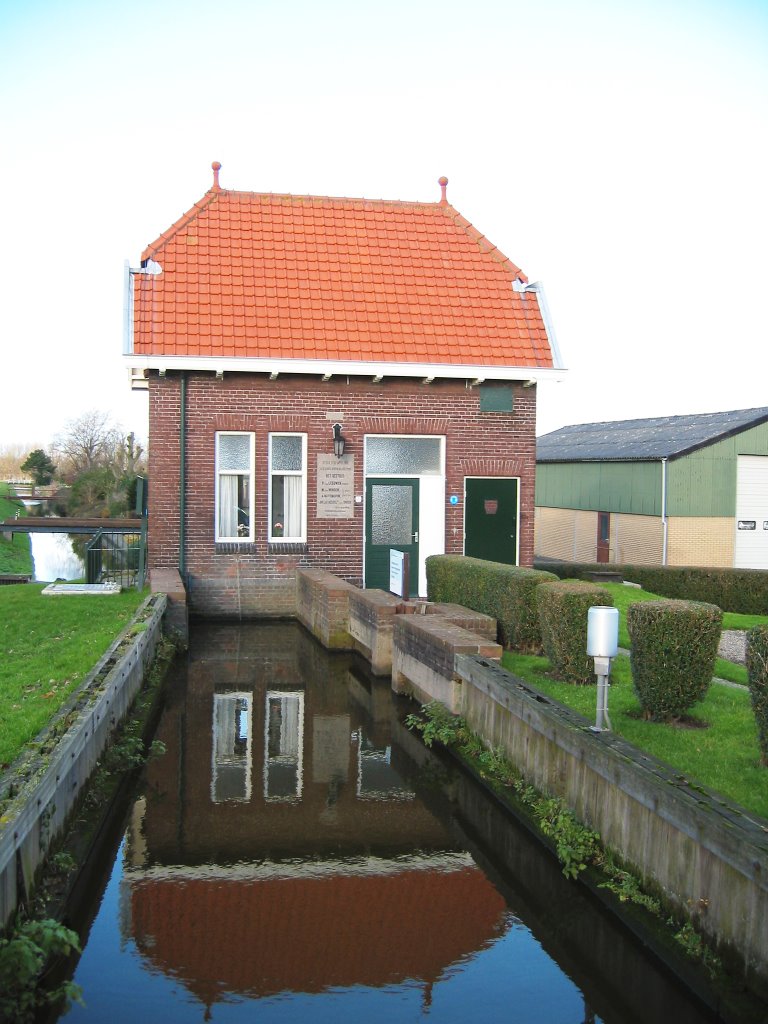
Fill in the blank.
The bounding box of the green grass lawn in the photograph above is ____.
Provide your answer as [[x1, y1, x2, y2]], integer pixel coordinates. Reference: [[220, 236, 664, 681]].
[[502, 650, 768, 821], [0, 484, 33, 575], [0, 584, 146, 767]]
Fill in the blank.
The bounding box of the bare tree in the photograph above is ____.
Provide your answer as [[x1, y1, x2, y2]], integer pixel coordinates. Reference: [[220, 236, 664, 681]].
[[0, 442, 42, 482], [53, 410, 124, 480]]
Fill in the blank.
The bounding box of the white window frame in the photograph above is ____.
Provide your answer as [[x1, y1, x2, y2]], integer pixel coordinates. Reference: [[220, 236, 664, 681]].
[[210, 692, 252, 804], [263, 690, 305, 803], [268, 432, 307, 542], [215, 431, 255, 543]]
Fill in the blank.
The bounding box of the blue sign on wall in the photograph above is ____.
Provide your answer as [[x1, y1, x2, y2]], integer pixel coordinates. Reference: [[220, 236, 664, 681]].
[[449, 495, 459, 505]]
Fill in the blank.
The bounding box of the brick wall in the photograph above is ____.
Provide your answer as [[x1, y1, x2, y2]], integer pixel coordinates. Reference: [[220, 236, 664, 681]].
[[667, 516, 734, 567], [535, 506, 597, 561], [148, 372, 537, 615], [535, 506, 734, 567]]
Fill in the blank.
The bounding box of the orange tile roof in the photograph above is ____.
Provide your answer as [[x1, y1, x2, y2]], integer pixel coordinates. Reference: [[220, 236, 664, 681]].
[[132, 165, 554, 371], [127, 864, 509, 1006]]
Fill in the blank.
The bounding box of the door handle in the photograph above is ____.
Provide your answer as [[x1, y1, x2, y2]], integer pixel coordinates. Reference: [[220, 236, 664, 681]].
[[412, 532, 419, 543]]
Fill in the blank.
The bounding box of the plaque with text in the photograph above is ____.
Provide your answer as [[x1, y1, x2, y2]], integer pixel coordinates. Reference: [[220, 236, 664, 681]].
[[316, 454, 355, 518]]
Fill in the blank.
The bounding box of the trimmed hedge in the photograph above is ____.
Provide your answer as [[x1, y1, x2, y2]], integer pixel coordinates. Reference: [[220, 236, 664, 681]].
[[534, 560, 768, 615], [537, 580, 614, 684], [627, 599, 722, 720], [746, 625, 768, 766], [426, 555, 557, 651]]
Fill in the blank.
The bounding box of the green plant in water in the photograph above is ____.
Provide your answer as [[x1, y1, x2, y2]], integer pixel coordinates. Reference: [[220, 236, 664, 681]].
[[533, 796, 601, 880], [672, 921, 722, 977], [404, 702, 468, 748], [406, 699, 728, 987], [0, 918, 83, 1023], [49, 850, 77, 876], [600, 855, 662, 915], [103, 734, 146, 773]]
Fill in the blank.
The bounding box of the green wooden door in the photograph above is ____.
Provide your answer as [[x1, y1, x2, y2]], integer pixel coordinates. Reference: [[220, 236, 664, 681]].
[[365, 479, 419, 593], [464, 477, 518, 564]]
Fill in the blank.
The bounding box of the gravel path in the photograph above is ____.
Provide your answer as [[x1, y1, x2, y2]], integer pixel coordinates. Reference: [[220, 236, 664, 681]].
[[718, 629, 747, 665]]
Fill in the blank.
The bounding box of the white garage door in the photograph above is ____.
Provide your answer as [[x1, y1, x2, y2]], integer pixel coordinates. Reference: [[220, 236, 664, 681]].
[[735, 455, 768, 569]]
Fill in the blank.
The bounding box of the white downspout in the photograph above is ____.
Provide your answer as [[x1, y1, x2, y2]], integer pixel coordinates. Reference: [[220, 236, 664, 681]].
[[513, 280, 566, 370], [124, 259, 163, 356], [123, 260, 133, 355], [661, 457, 668, 565]]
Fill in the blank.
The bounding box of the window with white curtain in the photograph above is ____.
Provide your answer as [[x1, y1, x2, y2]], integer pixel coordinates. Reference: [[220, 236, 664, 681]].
[[215, 432, 254, 542], [269, 433, 306, 542]]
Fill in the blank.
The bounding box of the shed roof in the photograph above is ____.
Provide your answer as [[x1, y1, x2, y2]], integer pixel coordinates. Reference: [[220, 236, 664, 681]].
[[537, 407, 768, 463], [128, 163, 561, 381]]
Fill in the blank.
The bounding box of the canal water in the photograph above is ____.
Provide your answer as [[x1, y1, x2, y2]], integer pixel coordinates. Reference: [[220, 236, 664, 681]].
[[30, 532, 84, 582], [57, 621, 717, 1024]]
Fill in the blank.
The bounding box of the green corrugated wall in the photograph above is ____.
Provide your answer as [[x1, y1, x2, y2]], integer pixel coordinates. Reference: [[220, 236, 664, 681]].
[[535, 420, 768, 517]]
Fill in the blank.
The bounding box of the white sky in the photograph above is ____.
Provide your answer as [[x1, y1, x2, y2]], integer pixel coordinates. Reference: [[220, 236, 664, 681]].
[[1, 0, 766, 450]]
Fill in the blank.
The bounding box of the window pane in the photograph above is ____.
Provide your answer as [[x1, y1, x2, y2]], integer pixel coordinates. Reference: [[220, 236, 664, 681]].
[[366, 436, 441, 475], [218, 433, 251, 471], [271, 475, 303, 538], [271, 434, 303, 472], [371, 484, 412, 544], [219, 474, 250, 538]]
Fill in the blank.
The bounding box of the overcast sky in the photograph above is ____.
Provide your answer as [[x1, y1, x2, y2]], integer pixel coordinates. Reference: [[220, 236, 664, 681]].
[[1, 0, 766, 450]]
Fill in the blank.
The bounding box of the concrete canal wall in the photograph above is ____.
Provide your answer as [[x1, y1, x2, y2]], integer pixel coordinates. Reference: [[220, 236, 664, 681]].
[[456, 655, 768, 996], [0, 593, 167, 926], [293, 568, 768, 996]]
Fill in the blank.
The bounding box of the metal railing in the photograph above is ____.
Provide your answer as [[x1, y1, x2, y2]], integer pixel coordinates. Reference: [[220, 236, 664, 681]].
[[85, 517, 147, 590]]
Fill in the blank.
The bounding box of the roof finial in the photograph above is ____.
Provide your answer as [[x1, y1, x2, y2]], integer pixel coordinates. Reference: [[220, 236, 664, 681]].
[[438, 176, 448, 204], [212, 161, 222, 192]]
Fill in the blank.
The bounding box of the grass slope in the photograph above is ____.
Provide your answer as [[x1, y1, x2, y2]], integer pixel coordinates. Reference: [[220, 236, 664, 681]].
[[0, 484, 33, 575], [0, 584, 146, 767]]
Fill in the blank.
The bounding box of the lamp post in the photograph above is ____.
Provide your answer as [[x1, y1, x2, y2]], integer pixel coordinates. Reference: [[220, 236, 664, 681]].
[[587, 606, 619, 733]]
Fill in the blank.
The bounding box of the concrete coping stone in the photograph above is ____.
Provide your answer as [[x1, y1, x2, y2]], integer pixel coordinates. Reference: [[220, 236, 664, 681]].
[[42, 583, 121, 596], [395, 613, 502, 657], [350, 588, 402, 609]]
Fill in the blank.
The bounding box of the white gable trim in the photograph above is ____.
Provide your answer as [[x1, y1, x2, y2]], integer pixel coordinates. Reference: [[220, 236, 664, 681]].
[[124, 353, 566, 384]]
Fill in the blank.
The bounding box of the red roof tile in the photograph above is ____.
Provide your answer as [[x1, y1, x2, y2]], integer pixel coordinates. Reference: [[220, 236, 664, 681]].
[[133, 169, 554, 370], [127, 864, 509, 1006]]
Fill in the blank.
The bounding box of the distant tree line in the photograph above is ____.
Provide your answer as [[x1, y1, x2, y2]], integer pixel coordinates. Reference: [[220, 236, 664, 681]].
[[5, 410, 146, 518]]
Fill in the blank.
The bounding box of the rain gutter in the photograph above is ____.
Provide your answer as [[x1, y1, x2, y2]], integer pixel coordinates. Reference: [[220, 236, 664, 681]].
[[180, 372, 187, 579]]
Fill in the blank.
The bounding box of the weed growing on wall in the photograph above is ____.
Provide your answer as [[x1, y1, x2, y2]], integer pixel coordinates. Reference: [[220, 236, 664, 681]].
[[0, 918, 83, 1023], [406, 700, 723, 977]]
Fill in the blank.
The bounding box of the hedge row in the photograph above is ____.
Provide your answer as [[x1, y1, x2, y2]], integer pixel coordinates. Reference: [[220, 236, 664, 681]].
[[426, 555, 557, 652], [536, 580, 613, 684], [627, 600, 722, 720], [747, 625, 768, 766], [535, 560, 768, 615]]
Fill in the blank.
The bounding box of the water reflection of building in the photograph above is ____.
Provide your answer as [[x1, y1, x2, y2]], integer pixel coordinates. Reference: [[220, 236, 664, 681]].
[[121, 622, 511, 1011]]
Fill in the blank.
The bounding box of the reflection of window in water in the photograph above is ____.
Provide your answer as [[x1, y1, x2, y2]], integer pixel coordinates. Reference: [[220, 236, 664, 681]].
[[211, 693, 252, 803], [354, 730, 414, 802], [264, 691, 305, 802]]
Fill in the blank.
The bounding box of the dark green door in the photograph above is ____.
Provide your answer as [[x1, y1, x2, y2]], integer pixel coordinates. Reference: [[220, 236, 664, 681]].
[[464, 477, 518, 565], [365, 478, 419, 594]]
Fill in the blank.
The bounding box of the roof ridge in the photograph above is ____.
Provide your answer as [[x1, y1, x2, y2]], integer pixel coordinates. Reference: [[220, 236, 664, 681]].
[[438, 203, 527, 282], [142, 189, 221, 260], [204, 187, 448, 208]]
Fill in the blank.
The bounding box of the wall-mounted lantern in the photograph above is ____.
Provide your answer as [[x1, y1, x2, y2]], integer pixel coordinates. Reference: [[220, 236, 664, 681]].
[[586, 606, 619, 733], [332, 423, 345, 458]]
